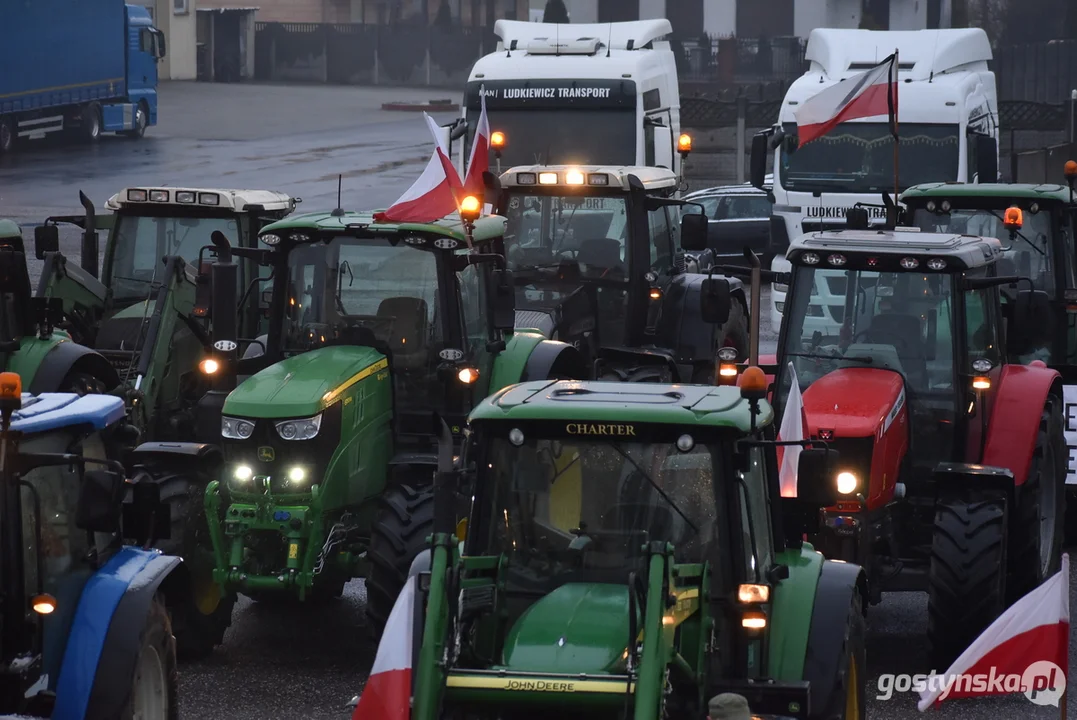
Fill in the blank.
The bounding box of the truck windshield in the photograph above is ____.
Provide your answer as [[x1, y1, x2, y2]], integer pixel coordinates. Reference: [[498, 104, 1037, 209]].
[[110, 214, 241, 300], [779, 122, 961, 194], [470, 108, 636, 166], [472, 436, 719, 592]]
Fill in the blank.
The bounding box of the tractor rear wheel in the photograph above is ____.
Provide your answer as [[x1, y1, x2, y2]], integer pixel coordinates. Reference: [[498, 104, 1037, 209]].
[[927, 494, 1008, 670], [114, 593, 178, 720], [364, 483, 435, 638], [816, 585, 866, 720], [58, 371, 109, 396], [1009, 397, 1065, 602], [147, 467, 236, 660]]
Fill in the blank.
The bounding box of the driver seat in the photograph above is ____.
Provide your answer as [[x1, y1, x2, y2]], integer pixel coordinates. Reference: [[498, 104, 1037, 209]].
[[866, 313, 927, 383], [376, 297, 429, 370], [578, 238, 623, 274]]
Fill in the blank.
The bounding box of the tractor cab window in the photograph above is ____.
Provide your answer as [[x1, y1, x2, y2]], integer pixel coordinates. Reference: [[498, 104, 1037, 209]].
[[279, 236, 443, 410], [964, 281, 1002, 366], [503, 193, 630, 350], [110, 213, 241, 301], [472, 436, 720, 594], [648, 206, 673, 271], [737, 447, 775, 577]]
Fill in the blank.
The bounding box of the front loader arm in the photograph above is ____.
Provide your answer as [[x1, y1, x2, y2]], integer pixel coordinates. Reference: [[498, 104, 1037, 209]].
[[36, 251, 107, 344]]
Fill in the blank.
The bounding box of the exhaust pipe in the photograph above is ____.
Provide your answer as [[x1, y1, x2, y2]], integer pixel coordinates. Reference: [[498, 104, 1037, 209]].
[[79, 191, 98, 278], [743, 247, 761, 367]]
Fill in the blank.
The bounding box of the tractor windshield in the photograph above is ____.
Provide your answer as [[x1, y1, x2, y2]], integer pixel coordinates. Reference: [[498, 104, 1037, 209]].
[[109, 213, 243, 301], [470, 436, 719, 593], [503, 193, 630, 347]]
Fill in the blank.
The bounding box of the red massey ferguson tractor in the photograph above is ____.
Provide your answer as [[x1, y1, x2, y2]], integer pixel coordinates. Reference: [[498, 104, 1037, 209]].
[[737, 219, 1067, 669]]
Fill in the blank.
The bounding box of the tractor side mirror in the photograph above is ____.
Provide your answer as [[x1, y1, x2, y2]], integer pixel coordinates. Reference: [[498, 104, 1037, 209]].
[[750, 133, 769, 189], [491, 268, 516, 333], [795, 447, 843, 507], [34, 225, 59, 260], [76, 469, 125, 533], [700, 277, 731, 325], [975, 134, 999, 182], [1010, 289, 1052, 353], [680, 212, 709, 252]]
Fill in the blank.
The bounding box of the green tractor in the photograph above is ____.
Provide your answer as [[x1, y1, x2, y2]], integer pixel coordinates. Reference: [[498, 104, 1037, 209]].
[[30, 185, 298, 659], [395, 368, 868, 720], [200, 208, 589, 634]]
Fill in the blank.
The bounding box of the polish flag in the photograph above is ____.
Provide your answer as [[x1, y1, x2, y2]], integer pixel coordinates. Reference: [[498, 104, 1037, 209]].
[[775, 362, 806, 497], [373, 113, 465, 224], [795, 53, 898, 147], [918, 553, 1069, 710], [463, 86, 491, 211], [351, 577, 416, 720]]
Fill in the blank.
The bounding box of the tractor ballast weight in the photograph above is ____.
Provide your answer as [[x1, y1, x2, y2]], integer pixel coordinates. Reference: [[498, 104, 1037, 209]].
[[199, 208, 589, 638], [391, 378, 868, 720], [495, 165, 750, 383]]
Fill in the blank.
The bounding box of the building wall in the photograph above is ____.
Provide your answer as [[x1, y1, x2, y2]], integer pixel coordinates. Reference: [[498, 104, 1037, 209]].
[[889, 0, 927, 29], [140, 0, 198, 79]]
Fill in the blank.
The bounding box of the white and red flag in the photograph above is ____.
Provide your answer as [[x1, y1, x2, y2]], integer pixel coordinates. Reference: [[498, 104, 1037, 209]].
[[795, 53, 898, 147], [351, 576, 417, 720], [373, 113, 465, 224], [463, 86, 491, 212], [775, 362, 806, 497], [918, 553, 1070, 710]]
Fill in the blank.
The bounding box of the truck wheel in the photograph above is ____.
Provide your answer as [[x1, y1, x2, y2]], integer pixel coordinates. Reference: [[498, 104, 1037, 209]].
[[364, 483, 434, 638], [114, 593, 178, 720], [927, 494, 1008, 669], [1009, 397, 1065, 602], [147, 467, 236, 660], [124, 102, 149, 139], [815, 585, 866, 720], [0, 117, 13, 154], [81, 103, 102, 143]]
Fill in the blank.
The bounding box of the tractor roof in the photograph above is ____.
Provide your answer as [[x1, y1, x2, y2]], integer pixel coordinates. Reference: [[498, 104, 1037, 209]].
[[788, 228, 1004, 271], [501, 165, 679, 192], [106, 187, 298, 213], [469, 380, 773, 434], [0, 219, 21, 239], [259, 210, 508, 247], [902, 182, 1072, 204]]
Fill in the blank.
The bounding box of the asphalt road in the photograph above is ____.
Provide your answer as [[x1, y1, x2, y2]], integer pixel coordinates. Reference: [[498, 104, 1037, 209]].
[[1, 81, 1072, 719]]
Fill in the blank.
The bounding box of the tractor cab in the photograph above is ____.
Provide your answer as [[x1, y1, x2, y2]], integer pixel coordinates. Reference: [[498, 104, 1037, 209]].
[[774, 227, 1010, 478]]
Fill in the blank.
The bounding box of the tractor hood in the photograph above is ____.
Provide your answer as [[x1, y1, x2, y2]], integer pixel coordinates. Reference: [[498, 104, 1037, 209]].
[[515, 309, 555, 338], [500, 583, 632, 674], [223, 345, 388, 419], [802, 367, 905, 437]]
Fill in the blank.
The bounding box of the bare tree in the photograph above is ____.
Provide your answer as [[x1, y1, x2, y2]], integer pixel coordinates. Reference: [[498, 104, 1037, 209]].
[[543, 0, 570, 23]]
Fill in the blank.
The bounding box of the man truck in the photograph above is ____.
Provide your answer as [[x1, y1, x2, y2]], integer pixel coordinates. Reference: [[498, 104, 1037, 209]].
[[0, 1, 165, 154]]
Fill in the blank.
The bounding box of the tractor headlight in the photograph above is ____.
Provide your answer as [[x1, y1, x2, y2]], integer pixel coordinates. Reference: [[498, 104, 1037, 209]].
[[286, 466, 310, 486], [222, 416, 255, 440], [836, 471, 858, 495], [275, 413, 322, 441]]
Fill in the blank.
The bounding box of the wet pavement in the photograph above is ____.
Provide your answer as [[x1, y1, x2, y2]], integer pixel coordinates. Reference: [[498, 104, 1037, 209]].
[[0, 81, 1072, 719]]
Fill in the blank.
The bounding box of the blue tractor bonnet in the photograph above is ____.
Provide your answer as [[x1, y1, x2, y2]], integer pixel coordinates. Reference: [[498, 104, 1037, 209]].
[[9, 393, 126, 434]]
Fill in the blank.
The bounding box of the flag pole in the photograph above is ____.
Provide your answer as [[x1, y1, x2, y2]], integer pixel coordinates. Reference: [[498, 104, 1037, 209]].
[[891, 49, 900, 226]]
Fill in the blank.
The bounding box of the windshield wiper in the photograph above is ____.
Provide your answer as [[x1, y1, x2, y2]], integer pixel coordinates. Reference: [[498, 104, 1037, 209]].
[[609, 444, 697, 534], [786, 352, 873, 363], [987, 209, 1046, 257]]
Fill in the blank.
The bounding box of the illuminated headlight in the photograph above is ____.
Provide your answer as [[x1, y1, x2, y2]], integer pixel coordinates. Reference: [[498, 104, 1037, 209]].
[[198, 192, 221, 206], [127, 189, 148, 202], [836, 471, 858, 495], [287, 466, 309, 485], [233, 465, 253, 482], [261, 233, 281, 246], [275, 413, 322, 441], [176, 191, 196, 203], [149, 190, 169, 202], [222, 416, 255, 440], [538, 172, 558, 185], [565, 169, 584, 185]]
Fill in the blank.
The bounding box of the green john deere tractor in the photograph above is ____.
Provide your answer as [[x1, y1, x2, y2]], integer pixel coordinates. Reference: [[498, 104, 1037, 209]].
[[391, 371, 868, 720], [30, 186, 297, 659], [200, 208, 589, 635]]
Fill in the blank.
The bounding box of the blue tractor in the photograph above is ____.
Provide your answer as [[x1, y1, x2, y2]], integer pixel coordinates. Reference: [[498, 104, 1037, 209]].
[[0, 372, 180, 719]]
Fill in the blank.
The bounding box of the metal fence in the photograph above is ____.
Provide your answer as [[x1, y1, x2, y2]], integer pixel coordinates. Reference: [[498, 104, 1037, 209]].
[[1011, 142, 1077, 183]]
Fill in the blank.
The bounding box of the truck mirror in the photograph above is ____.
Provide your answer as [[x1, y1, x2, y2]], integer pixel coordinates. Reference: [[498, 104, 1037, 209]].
[[76, 469, 124, 533], [680, 212, 709, 252], [491, 268, 516, 332], [795, 447, 842, 506], [700, 277, 731, 325], [750, 134, 769, 189], [653, 125, 674, 170], [156, 30, 167, 59], [34, 225, 59, 259], [975, 134, 998, 182]]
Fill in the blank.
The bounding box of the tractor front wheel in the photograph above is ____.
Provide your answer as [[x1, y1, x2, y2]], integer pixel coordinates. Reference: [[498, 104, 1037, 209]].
[[927, 494, 1008, 670], [1009, 397, 1065, 602], [114, 594, 178, 720], [364, 483, 435, 638], [816, 585, 866, 720], [147, 467, 236, 660]]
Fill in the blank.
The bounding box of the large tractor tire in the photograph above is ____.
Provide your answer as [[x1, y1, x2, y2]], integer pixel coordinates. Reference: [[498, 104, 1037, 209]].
[[364, 483, 435, 638], [1009, 396, 1065, 602], [114, 593, 178, 720], [58, 371, 109, 396], [147, 467, 236, 660], [927, 494, 1008, 670], [814, 586, 867, 720]]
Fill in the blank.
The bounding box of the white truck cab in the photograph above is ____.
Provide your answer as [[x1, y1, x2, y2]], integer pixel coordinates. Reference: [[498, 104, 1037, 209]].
[[750, 28, 1000, 337], [454, 20, 685, 176]]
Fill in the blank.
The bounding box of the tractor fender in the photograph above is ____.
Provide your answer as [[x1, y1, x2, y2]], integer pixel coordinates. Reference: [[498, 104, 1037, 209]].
[[801, 559, 868, 717], [52, 547, 180, 720], [490, 332, 587, 391], [767, 545, 824, 683], [982, 364, 1062, 486], [26, 340, 120, 394], [653, 272, 748, 365]]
